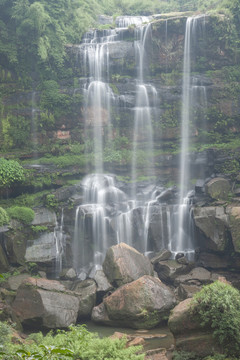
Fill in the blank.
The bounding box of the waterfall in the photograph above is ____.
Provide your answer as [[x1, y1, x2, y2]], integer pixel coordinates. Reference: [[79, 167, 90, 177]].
[[131, 22, 156, 198], [174, 15, 206, 258], [71, 15, 207, 274], [81, 29, 117, 173], [54, 209, 65, 276], [31, 91, 38, 161]]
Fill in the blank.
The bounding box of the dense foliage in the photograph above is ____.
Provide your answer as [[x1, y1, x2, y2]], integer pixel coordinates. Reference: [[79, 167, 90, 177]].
[[7, 206, 35, 224], [0, 323, 144, 360], [191, 281, 240, 356], [0, 0, 238, 79], [0, 206, 9, 226], [0, 158, 25, 188]]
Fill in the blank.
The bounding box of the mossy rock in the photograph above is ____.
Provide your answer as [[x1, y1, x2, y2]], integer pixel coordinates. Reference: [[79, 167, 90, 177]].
[[205, 177, 231, 200], [227, 206, 240, 253]]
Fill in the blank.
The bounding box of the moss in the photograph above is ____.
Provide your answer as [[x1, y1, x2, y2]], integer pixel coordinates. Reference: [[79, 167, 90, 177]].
[[7, 206, 35, 224]]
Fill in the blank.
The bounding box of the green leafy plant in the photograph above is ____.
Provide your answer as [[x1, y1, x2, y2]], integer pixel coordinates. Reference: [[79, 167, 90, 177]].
[[45, 194, 58, 210], [31, 225, 48, 233], [0, 207, 9, 226], [172, 351, 200, 360], [1, 325, 144, 359], [191, 281, 240, 356], [0, 159, 25, 188], [7, 206, 35, 224]]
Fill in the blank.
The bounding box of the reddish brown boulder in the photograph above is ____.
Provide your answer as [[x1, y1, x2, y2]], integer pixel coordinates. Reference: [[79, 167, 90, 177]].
[[92, 275, 176, 329]]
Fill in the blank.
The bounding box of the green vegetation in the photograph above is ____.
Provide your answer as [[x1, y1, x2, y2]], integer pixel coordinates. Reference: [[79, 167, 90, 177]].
[[45, 194, 58, 210], [0, 207, 9, 226], [7, 206, 35, 224], [191, 281, 240, 356], [0, 324, 144, 360], [0, 159, 25, 188], [31, 225, 48, 233], [0, 270, 21, 283]]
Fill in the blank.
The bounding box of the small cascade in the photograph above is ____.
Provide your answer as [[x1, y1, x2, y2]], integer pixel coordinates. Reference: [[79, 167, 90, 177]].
[[73, 174, 128, 273], [115, 16, 152, 28], [131, 21, 157, 197], [165, 19, 169, 74], [81, 29, 118, 173], [31, 91, 38, 161], [54, 209, 65, 276], [192, 75, 208, 130]]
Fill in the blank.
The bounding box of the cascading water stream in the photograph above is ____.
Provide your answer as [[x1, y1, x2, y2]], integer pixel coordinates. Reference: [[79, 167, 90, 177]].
[[31, 91, 38, 161], [54, 209, 65, 276], [171, 15, 206, 258], [131, 21, 156, 203], [81, 29, 117, 173]]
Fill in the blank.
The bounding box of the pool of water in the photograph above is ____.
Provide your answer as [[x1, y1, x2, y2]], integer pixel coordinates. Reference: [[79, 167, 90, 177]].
[[83, 321, 174, 351]]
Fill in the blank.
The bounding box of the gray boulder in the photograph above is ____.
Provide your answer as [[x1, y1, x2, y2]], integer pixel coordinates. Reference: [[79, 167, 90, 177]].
[[174, 267, 214, 286], [168, 298, 220, 356], [102, 243, 153, 287], [6, 273, 31, 291], [154, 259, 189, 284], [31, 208, 56, 226], [60, 268, 77, 280], [93, 270, 112, 293], [0, 244, 9, 272], [151, 249, 172, 264], [12, 278, 79, 329], [226, 206, 240, 253], [205, 177, 231, 200], [25, 232, 57, 264], [71, 279, 97, 319], [193, 207, 229, 251]]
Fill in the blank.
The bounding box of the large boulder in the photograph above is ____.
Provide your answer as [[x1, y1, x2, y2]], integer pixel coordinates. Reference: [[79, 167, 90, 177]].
[[174, 267, 215, 286], [6, 273, 31, 291], [0, 244, 9, 272], [71, 279, 97, 319], [197, 252, 230, 269], [154, 259, 189, 284], [227, 206, 240, 253], [12, 278, 79, 329], [25, 232, 58, 265], [102, 243, 153, 287], [4, 227, 28, 265], [205, 177, 231, 200], [31, 208, 56, 226], [92, 275, 176, 329], [193, 207, 229, 251], [168, 298, 220, 356]]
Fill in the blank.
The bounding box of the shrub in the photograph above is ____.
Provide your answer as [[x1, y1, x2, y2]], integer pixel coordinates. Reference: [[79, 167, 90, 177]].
[[0, 158, 25, 188], [0, 207, 9, 226], [0, 322, 11, 346], [7, 206, 35, 224], [172, 351, 200, 360], [1, 325, 144, 359], [191, 280, 240, 356]]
